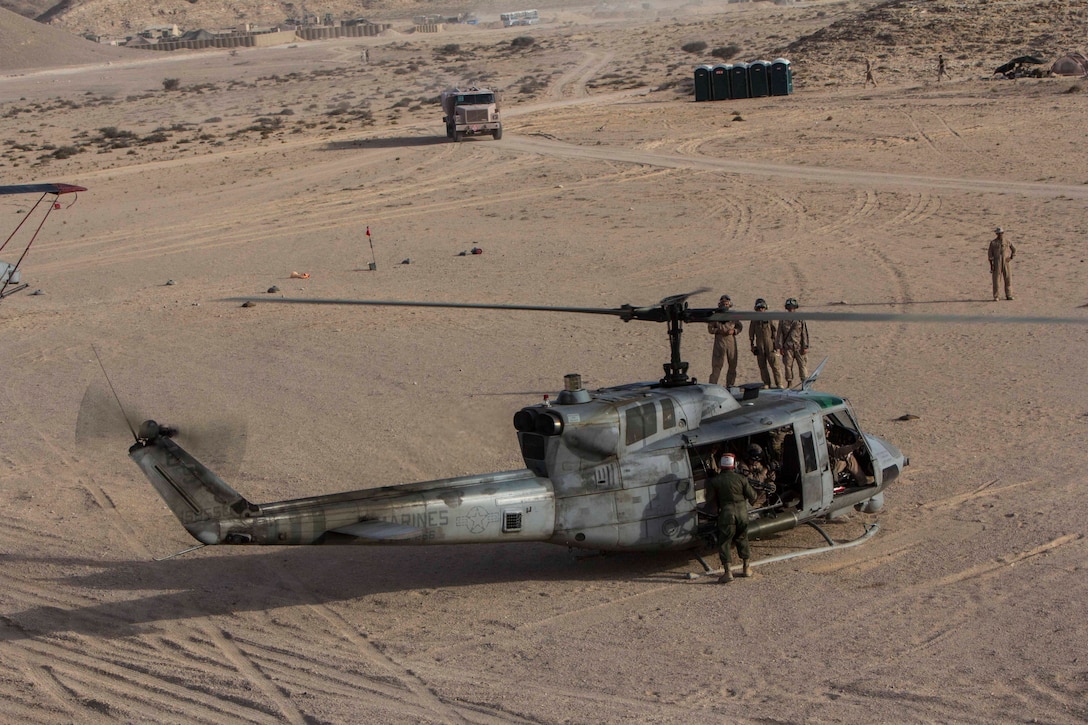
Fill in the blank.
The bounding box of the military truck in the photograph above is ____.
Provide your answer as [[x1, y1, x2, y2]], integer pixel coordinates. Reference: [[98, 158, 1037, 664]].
[[440, 86, 502, 141]]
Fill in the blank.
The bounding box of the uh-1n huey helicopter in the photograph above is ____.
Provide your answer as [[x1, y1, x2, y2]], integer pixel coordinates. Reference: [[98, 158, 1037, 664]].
[[122, 291, 1086, 569]]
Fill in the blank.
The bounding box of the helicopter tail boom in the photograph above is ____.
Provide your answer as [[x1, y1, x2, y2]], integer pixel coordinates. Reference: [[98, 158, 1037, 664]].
[[131, 420, 558, 548], [130, 428, 256, 545]]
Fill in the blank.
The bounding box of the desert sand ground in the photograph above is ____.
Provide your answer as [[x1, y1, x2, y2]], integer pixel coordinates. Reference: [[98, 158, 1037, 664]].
[[2, 1, 1087, 722]]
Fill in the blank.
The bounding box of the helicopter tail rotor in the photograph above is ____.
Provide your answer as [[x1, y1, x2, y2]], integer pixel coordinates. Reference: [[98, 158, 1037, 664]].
[[78, 348, 248, 480], [130, 426, 257, 545]]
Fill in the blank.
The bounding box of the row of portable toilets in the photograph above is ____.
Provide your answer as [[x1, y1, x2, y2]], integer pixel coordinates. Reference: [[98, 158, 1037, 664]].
[[694, 58, 793, 101]]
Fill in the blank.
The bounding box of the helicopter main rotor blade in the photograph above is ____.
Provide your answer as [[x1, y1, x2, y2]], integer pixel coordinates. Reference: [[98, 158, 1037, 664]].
[[227, 296, 1088, 326], [700, 309, 1088, 325], [225, 297, 669, 321], [656, 287, 711, 307]]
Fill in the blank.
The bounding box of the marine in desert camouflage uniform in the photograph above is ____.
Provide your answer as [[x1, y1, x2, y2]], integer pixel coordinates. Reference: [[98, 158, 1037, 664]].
[[707, 294, 743, 386], [775, 297, 809, 388], [988, 227, 1016, 301], [748, 298, 783, 388]]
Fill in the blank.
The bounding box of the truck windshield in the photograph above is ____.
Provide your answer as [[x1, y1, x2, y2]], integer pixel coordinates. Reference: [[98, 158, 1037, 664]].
[[457, 93, 494, 105]]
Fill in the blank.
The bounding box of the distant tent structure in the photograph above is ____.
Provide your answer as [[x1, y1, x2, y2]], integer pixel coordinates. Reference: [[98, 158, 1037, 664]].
[[1051, 52, 1088, 76], [179, 29, 216, 42], [993, 55, 1046, 78]]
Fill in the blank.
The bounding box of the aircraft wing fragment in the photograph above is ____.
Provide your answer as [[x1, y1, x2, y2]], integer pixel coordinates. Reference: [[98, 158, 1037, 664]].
[[0, 183, 87, 195]]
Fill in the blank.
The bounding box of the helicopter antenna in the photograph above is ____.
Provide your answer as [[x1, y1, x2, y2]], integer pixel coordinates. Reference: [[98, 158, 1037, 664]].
[[91, 344, 138, 442], [800, 357, 829, 391]]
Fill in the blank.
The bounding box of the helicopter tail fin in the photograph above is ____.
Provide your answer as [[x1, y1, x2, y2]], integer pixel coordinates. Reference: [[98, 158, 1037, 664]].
[[129, 421, 256, 545]]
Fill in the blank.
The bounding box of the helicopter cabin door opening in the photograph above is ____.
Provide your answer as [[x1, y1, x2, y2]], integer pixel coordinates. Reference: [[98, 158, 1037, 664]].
[[684, 403, 884, 526], [687, 422, 816, 517]]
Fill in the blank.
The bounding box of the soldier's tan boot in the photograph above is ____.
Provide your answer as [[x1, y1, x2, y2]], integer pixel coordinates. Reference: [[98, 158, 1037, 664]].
[[718, 568, 734, 584], [740, 559, 752, 578]]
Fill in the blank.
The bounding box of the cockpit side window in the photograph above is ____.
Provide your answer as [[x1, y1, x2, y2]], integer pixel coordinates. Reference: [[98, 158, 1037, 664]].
[[661, 398, 676, 430], [824, 410, 858, 433], [800, 432, 818, 473], [624, 402, 658, 445]]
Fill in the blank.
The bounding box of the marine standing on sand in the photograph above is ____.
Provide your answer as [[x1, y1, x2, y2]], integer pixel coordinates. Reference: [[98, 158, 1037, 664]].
[[988, 226, 1016, 301], [707, 295, 743, 387], [775, 298, 809, 388], [937, 54, 949, 82], [705, 453, 757, 583], [748, 298, 783, 388], [864, 58, 877, 87]]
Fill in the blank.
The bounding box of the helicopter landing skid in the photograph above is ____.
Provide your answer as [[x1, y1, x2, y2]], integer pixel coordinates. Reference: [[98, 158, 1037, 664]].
[[684, 521, 879, 580], [0, 283, 27, 299]]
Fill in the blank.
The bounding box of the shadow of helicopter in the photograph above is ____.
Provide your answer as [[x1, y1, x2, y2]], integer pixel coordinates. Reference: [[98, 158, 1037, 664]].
[[323, 136, 450, 151], [0, 516, 863, 644], [0, 543, 696, 642]]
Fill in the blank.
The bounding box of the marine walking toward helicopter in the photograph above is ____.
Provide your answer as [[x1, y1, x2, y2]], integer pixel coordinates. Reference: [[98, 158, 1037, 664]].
[[749, 298, 783, 388], [775, 298, 809, 387]]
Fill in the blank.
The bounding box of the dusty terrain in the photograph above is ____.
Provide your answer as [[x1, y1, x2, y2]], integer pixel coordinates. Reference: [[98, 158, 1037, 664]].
[[2, 0, 1088, 722]]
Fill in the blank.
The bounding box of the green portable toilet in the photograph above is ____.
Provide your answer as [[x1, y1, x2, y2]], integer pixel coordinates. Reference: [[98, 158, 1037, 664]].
[[711, 64, 731, 101], [693, 65, 713, 102], [748, 60, 771, 97], [729, 62, 750, 99], [770, 58, 793, 96]]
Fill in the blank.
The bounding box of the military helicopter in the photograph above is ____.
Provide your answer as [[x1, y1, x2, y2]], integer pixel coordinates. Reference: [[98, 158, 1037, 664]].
[[0, 183, 87, 300], [122, 292, 1087, 568]]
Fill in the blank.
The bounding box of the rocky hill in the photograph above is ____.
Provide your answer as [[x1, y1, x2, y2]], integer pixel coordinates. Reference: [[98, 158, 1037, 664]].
[[23, 0, 520, 37], [0, 5, 131, 69], [786, 0, 1088, 81], [0, 0, 52, 20]]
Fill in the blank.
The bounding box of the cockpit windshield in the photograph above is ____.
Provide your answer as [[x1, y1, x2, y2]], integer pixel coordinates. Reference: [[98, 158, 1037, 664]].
[[456, 93, 495, 105]]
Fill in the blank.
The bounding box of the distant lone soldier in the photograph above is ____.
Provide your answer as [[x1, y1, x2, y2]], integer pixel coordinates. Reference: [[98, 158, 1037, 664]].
[[749, 298, 783, 388], [864, 58, 877, 87], [775, 298, 809, 388], [988, 226, 1016, 301], [705, 453, 757, 583], [937, 54, 949, 82], [707, 295, 743, 387]]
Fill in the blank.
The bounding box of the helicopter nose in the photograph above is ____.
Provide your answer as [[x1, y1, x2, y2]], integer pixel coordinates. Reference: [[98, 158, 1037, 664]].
[[864, 435, 906, 486]]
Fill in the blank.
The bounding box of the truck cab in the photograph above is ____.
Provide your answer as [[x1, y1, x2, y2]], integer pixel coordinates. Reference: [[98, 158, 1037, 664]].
[[441, 87, 503, 141]]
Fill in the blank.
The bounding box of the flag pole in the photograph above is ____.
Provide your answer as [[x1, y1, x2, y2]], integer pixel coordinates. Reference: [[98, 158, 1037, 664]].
[[366, 226, 377, 270]]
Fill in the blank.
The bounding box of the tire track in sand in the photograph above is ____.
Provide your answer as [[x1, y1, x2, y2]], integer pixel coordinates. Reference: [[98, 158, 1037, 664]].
[[258, 558, 494, 724], [548, 51, 615, 99]]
